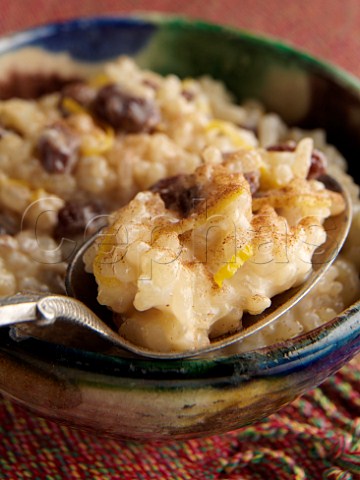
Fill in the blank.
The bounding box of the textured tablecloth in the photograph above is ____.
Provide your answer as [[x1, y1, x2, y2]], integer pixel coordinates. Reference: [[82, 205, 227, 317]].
[[0, 1, 359, 479]]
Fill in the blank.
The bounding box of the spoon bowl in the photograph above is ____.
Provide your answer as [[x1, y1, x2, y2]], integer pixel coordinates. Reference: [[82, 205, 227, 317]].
[[0, 175, 351, 359], [63, 175, 352, 358]]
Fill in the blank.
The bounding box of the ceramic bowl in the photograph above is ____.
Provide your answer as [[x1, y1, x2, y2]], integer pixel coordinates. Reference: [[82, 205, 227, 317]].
[[0, 15, 359, 441]]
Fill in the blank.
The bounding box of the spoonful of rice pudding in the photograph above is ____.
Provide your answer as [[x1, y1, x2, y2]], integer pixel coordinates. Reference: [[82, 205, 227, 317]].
[[0, 140, 352, 359]]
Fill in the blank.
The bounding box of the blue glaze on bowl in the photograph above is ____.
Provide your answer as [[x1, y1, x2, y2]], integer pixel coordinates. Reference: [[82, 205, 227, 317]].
[[0, 17, 157, 60], [0, 15, 359, 440]]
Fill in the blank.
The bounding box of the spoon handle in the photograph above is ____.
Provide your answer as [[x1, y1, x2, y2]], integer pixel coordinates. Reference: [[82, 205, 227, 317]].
[[35, 295, 115, 336], [0, 293, 53, 328], [0, 292, 120, 348], [0, 292, 100, 327]]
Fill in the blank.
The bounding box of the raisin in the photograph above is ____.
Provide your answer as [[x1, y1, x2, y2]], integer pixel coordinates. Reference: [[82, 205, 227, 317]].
[[37, 123, 80, 174], [243, 171, 260, 195], [266, 142, 327, 179], [150, 174, 201, 217], [266, 141, 297, 153], [0, 211, 19, 235], [142, 79, 159, 91], [307, 150, 327, 179], [59, 82, 97, 114], [181, 90, 195, 101], [317, 174, 342, 193], [178, 184, 202, 216], [55, 200, 107, 240], [92, 84, 160, 133], [0, 72, 81, 100]]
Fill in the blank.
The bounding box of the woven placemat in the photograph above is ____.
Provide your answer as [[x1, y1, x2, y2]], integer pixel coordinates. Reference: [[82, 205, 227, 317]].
[[0, 359, 359, 479]]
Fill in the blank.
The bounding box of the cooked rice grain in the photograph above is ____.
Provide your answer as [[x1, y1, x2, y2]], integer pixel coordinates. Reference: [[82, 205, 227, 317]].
[[0, 55, 359, 352]]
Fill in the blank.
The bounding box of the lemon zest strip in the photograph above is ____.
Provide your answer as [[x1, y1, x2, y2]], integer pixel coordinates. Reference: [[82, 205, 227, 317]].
[[214, 244, 253, 287], [81, 126, 115, 156], [206, 119, 253, 149], [89, 73, 111, 88], [62, 97, 88, 115]]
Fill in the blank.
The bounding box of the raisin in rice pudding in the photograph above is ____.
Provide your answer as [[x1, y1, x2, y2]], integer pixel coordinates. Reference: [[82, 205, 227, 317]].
[[0, 53, 359, 352]]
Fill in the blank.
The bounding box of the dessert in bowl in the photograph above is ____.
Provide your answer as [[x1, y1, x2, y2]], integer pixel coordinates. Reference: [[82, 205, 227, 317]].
[[0, 16, 359, 440]]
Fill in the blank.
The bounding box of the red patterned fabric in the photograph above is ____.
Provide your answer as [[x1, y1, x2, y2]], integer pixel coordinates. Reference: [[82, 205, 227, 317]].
[[0, 361, 359, 479], [0, 1, 359, 478]]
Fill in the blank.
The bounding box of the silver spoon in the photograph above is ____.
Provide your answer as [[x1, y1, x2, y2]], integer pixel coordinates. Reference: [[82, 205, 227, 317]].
[[0, 175, 352, 359]]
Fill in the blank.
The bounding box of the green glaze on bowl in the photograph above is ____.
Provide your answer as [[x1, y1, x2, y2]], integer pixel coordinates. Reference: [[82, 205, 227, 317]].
[[0, 15, 359, 440], [0, 304, 359, 440]]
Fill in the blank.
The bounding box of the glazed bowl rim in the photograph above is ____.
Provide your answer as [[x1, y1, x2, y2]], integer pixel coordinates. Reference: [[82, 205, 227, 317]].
[[0, 13, 359, 375], [1, 13, 360, 91]]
